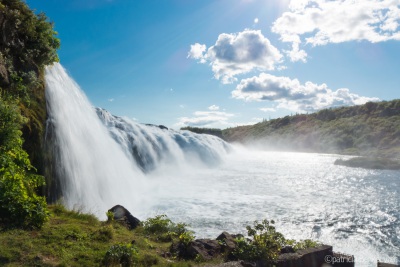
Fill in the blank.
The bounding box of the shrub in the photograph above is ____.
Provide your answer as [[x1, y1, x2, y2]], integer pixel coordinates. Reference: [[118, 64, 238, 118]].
[[233, 219, 320, 263], [0, 98, 48, 228], [103, 243, 139, 267], [143, 214, 171, 235], [233, 219, 286, 263], [143, 214, 193, 242]]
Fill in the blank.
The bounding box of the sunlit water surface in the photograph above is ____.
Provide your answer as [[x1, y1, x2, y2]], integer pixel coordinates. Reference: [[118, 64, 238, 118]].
[[142, 149, 400, 267]]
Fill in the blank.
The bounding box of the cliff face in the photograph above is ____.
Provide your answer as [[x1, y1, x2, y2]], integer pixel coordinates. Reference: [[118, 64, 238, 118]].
[[0, 0, 60, 174], [222, 100, 400, 158]]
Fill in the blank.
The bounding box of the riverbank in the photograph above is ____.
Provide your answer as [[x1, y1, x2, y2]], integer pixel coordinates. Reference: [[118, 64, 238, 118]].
[[334, 157, 400, 170]]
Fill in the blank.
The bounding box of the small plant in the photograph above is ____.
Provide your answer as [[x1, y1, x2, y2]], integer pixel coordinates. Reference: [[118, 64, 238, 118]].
[[106, 211, 114, 223], [143, 214, 193, 243], [233, 219, 286, 263], [292, 239, 320, 251], [178, 231, 195, 247], [103, 243, 138, 267], [143, 214, 172, 235]]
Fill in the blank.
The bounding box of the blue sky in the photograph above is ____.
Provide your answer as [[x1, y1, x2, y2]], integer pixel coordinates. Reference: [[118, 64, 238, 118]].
[[27, 0, 400, 129]]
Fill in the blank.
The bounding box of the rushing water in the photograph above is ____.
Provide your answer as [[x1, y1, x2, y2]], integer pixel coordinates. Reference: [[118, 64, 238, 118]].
[[143, 149, 400, 266], [45, 63, 400, 267]]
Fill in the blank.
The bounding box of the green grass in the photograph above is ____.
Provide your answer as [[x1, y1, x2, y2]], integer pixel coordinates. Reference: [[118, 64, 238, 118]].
[[0, 204, 220, 267]]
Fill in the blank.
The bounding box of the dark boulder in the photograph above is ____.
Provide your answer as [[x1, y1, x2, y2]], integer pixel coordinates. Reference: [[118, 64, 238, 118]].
[[275, 244, 333, 267], [187, 239, 222, 260], [217, 232, 237, 251], [280, 246, 295, 254], [108, 205, 141, 229]]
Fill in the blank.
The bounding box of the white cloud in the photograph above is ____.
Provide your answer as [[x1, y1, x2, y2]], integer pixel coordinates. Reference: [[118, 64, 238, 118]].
[[108, 98, 114, 102], [188, 29, 283, 84], [187, 43, 207, 63], [260, 107, 276, 112], [176, 110, 234, 128], [232, 73, 379, 112], [272, 0, 400, 61], [208, 105, 220, 111], [254, 17, 259, 24]]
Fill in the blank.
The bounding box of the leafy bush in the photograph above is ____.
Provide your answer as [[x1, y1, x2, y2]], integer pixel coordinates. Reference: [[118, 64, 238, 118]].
[[233, 219, 285, 263], [0, 98, 48, 228], [233, 219, 320, 263], [143, 214, 172, 235], [143, 214, 193, 242], [103, 243, 139, 267]]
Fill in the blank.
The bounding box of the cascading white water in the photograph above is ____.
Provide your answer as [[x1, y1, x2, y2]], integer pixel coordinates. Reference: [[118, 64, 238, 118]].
[[95, 107, 230, 172], [45, 63, 230, 217]]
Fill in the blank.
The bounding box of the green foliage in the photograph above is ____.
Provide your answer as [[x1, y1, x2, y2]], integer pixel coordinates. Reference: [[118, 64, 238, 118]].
[[178, 231, 195, 246], [0, 97, 48, 228], [143, 214, 173, 235], [292, 239, 320, 251], [233, 219, 319, 263], [143, 214, 193, 242], [0, 0, 60, 179], [106, 210, 115, 223], [103, 243, 139, 267], [233, 219, 285, 263]]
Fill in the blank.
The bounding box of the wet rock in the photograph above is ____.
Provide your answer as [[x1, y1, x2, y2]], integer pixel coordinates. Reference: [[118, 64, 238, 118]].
[[108, 205, 141, 229]]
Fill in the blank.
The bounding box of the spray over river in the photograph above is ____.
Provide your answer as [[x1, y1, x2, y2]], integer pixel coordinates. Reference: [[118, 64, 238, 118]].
[[44, 63, 400, 266]]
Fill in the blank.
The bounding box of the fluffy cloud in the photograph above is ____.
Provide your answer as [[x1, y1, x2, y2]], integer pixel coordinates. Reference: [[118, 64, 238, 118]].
[[176, 110, 234, 128], [232, 73, 379, 112], [188, 43, 207, 63], [272, 0, 400, 61], [208, 105, 220, 111], [188, 30, 283, 83]]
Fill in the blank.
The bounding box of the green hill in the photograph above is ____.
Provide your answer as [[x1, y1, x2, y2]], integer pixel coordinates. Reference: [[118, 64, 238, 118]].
[[222, 100, 400, 159]]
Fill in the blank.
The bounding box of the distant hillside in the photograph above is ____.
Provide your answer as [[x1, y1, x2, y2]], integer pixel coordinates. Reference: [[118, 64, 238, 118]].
[[222, 100, 400, 158]]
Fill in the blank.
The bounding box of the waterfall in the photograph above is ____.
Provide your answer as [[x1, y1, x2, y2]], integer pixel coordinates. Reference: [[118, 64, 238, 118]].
[[44, 63, 230, 217]]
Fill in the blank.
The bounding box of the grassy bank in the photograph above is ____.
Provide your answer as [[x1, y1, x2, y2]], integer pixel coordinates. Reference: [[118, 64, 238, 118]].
[[0, 205, 209, 267]]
